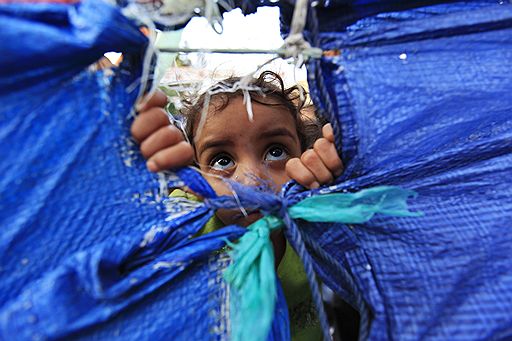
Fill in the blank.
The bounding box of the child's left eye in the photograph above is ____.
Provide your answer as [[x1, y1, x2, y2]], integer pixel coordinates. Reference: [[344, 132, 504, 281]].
[[265, 146, 289, 161], [210, 155, 235, 171]]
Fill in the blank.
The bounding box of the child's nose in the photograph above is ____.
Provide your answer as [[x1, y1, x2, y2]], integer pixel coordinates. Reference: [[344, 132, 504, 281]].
[[235, 162, 268, 187]]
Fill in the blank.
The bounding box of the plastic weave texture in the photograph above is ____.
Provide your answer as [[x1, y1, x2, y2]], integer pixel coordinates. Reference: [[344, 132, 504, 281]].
[[0, 0, 289, 340], [303, 1, 512, 340]]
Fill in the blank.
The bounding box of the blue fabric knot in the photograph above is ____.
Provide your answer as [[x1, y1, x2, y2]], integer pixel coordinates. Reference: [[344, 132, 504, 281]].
[[203, 195, 240, 211], [271, 193, 290, 223], [225, 185, 422, 341], [202, 197, 217, 211]]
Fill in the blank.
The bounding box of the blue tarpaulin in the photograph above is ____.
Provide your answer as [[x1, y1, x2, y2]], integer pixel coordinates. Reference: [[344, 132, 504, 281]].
[[0, 0, 511, 340]]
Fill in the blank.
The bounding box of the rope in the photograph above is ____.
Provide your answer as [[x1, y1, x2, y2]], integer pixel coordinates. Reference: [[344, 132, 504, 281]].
[[300, 229, 371, 340], [158, 46, 322, 58], [302, 5, 369, 339], [281, 0, 324, 66], [306, 5, 344, 155], [280, 207, 332, 341]]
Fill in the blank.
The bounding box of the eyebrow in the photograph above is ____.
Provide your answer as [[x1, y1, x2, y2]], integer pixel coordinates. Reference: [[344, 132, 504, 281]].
[[197, 127, 297, 156], [197, 139, 234, 156], [260, 127, 297, 141]]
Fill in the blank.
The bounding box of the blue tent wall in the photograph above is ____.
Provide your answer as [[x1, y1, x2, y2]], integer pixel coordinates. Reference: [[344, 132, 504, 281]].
[[0, 68, 235, 340], [0, 1, 290, 339], [0, 61, 288, 338], [0, 0, 146, 301], [304, 1, 512, 339]]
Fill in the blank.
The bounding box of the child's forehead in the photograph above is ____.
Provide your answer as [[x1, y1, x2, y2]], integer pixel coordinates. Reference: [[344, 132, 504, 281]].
[[206, 92, 291, 116], [195, 97, 301, 148]]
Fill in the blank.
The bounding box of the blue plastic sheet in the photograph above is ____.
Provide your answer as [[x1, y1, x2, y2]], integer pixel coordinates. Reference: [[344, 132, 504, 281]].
[[0, 0, 289, 339], [1, 0, 512, 340], [304, 1, 512, 339]]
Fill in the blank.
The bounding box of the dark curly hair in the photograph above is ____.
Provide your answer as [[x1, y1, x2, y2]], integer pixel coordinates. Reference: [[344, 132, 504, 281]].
[[179, 71, 322, 151]]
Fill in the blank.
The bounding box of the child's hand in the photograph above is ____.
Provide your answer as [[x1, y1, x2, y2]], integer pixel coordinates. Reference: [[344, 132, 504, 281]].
[[131, 90, 194, 171], [285, 123, 343, 189]]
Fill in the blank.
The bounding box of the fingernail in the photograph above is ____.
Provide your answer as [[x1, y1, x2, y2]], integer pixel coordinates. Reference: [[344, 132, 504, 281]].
[[323, 123, 335, 142], [310, 181, 320, 189], [146, 160, 158, 172]]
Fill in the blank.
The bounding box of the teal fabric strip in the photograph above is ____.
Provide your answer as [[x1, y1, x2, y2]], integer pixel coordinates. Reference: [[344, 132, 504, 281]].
[[289, 186, 422, 223], [224, 215, 282, 341], [224, 186, 420, 341]]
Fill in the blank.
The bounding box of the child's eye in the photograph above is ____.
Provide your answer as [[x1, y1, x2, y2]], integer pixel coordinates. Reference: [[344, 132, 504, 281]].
[[210, 154, 235, 171], [265, 146, 289, 161]]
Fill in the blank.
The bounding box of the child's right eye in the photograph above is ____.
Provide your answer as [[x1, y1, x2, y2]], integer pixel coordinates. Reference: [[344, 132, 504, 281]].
[[210, 155, 235, 171]]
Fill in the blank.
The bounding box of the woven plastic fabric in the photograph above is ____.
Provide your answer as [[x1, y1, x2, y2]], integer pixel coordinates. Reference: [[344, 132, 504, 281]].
[[0, 1, 289, 340], [303, 1, 512, 339]]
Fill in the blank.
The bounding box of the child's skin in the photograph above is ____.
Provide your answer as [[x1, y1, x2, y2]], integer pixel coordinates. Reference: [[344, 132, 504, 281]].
[[132, 90, 344, 227]]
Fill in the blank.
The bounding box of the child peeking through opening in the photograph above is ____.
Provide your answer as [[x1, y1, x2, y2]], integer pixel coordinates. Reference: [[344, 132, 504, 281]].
[[131, 71, 344, 340]]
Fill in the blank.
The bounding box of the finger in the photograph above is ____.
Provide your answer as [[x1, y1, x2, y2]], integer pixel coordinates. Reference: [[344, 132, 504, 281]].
[[285, 157, 319, 189], [136, 89, 168, 112], [131, 107, 170, 143], [147, 141, 195, 172], [313, 138, 344, 177], [300, 149, 334, 185], [140, 125, 185, 159], [322, 123, 335, 143]]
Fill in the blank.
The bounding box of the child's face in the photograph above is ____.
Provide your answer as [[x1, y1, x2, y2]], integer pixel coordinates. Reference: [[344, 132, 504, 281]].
[[194, 96, 302, 226]]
